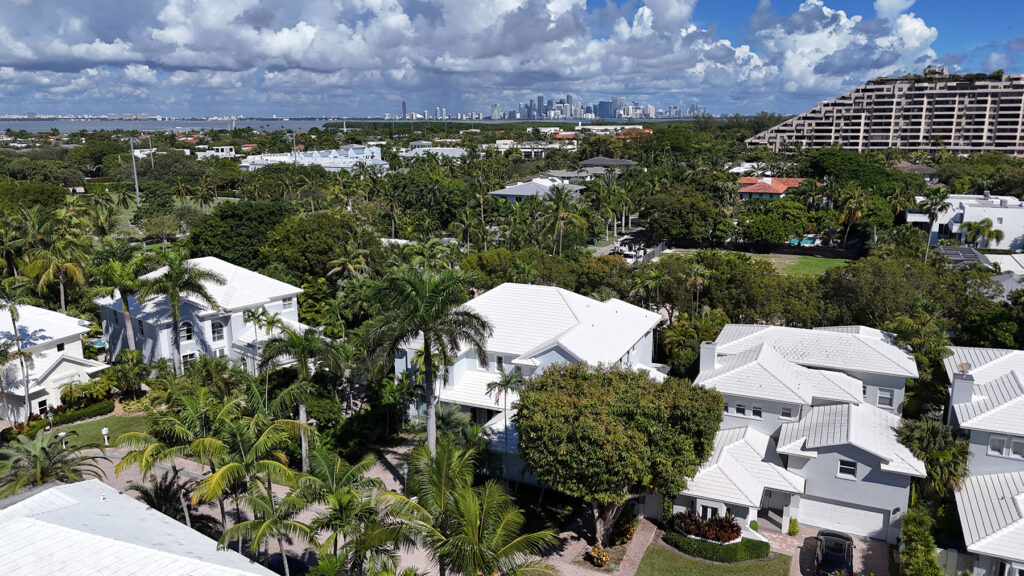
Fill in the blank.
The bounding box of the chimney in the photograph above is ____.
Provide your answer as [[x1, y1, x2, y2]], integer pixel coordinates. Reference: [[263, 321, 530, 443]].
[[949, 363, 974, 406], [984, 190, 991, 200], [699, 341, 718, 373], [1000, 198, 1008, 208]]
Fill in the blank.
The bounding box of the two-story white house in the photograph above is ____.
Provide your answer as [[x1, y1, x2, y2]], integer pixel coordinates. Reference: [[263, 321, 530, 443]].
[[96, 257, 307, 374], [393, 282, 663, 482], [946, 347, 1024, 576], [1, 305, 108, 422], [672, 325, 924, 544]]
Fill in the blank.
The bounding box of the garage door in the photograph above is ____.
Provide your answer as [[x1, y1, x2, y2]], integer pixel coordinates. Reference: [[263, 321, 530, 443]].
[[799, 498, 887, 538]]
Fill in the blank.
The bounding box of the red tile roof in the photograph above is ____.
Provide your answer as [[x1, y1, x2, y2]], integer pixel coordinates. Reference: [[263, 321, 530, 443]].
[[738, 177, 809, 195]]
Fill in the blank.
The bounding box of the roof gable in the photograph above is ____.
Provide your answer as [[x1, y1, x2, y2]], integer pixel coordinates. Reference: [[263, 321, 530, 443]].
[[956, 471, 1024, 561]]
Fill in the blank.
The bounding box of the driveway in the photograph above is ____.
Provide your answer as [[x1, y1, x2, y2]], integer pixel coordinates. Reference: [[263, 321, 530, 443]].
[[759, 525, 889, 576]]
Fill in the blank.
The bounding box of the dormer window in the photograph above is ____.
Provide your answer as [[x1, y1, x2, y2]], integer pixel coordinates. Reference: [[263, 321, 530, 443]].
[[179, 321, 194, 342], [282, 297, 294, 310]]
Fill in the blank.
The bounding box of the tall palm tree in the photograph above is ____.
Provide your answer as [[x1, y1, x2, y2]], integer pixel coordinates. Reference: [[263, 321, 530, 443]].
[[839, 187, 866, 249], [328, 242, 370, 280], [298, 448, 381, 556], [918, 189, 951, 263], [24, 236, 89, 311], [93, 257, 147, 352], [127, 468, 220, 537], [137, 253, 226, 375], [962, 218, 1005, 248], [485, 367, 524, 479], [219, 481, 312, 576], [539, 185, 588, 256], [0, 289, 32, 423], [364, 269, 492, 455], [381, 442, 556, 576], [0, 430, 108, 497], [261, 326, 331, 472]]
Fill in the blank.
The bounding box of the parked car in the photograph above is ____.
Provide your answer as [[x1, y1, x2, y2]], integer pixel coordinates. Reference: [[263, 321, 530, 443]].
[[813, 530, 854, 576]]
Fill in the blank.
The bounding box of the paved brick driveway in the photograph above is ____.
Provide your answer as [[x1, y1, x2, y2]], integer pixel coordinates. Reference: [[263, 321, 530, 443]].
[[758, 525, 889, 576]]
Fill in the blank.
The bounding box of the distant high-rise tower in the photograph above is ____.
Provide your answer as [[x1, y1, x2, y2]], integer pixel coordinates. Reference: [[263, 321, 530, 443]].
[[490, 103, 502, 120], [537, 95, 544, 116], [441, 107, 447, 120], [435, 106, 441, 120], [566, 94, 573, 107], [402, 101, 407, 119]]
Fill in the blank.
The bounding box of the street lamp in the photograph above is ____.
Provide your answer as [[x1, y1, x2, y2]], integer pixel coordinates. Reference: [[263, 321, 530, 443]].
[[101, 427, 110, 447], [58, 431, 67, 449], [46, 412, 54, 431]]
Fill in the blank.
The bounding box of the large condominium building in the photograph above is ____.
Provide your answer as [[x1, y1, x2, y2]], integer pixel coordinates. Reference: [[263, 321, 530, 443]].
[[748, 67, 1024, 156]]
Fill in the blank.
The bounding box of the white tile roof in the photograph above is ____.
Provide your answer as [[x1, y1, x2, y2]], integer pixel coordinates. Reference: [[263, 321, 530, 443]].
[[485, 409, 519, 455], [0, 304, 90, 350], [97, 257, 303, 323], [695, 343, 862, 405], [945, 347, 1024, 435], [777, 403, 925, 477], [440, 370, 511, 411], [682, 427, 805, 507], [463, 284, 660, 365], [0, 479, 276, 575], [715, 324, 919, 378], [956, 471, 1024, 562]]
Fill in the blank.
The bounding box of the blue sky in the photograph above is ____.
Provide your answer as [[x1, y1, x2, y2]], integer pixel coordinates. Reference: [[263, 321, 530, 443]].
[[0, 0, 1019, 118]]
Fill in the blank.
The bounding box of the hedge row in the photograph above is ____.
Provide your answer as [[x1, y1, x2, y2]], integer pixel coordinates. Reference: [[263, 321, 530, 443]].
[[1, 400, 116, 442], [662, 532, 770, 563]]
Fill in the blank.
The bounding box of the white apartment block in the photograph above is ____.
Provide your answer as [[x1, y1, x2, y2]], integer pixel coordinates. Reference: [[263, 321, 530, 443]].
[[239, 145, 389, 173], [906, 193, 1024, 249], [748, 68, 1024, 156]]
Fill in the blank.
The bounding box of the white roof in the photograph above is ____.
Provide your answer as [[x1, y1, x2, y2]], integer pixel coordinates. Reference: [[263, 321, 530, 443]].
[[440, 370, 511, 411], [695, 343, 862, 405], [777, 403, 925, 477], [2, 355, 109, 396], [461, 284, 660, 366], [97, 257, 303, 323], [398, 147, 466, 159], [0, 480, 276, 576], [715, 324, 919, 378], [484, 409, 519, 455], [945, 346, 1024, 435], [489, 178, 585, 199], [0, 304, 90, 350], [683, 426, 805, 507], [956, 471, 1024, 562]]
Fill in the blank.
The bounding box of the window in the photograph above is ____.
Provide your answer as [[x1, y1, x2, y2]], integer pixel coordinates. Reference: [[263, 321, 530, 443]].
[[723, 403, 729, 414], [137, 319, 144, 334], [56, 343, 65, 352], [781, 407, 794, 419], [212, 321, 225, 342], [282, 297, 294, 310], [701, 505, 719, 520], [735, 404, 746, 416], [990, 435, 1008, 456], [997, 217, 1004, 225], [496, 356, 504, 372], [862, 385, 867, 398], [179, 321, 194, 342], [752, 406, 763, 419], [182, 352, 198, 369], [878, 388, 894, 408], [838, 460, 858, 478], [37, 399, 47, 414], [214, 348, 227, 358], [1012, 439, 1024, 459]]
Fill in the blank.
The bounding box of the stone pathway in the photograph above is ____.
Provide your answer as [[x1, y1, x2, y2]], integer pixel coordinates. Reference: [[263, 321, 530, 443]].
[[545, 518, 659, 576]]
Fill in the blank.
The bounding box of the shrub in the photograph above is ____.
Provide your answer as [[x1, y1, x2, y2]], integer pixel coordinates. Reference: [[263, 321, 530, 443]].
[[662, 532, 770, 563], [611, 510, 639, 546], [673, 509, 742, 543], [749, 520, 758, 532], [901, 506, 943, 576], [122, 395, 156, 415], [590, 542, 610, 567], [52, 400, 115, 426], [60, 379, 113, 410], [788, 518, 799, 536]]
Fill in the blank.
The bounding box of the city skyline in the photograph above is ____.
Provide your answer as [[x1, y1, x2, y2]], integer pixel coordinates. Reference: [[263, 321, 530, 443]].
[[0, 1, 1021, 118]]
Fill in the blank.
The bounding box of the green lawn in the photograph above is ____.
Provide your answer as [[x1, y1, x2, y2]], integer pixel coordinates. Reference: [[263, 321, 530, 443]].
[[775, 255, 848, 276], [55, 414, 150, 448], [635, 545, 791, 576]]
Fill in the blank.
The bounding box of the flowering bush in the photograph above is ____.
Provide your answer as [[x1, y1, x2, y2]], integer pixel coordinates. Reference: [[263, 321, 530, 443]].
[[672, 509, 741, 543]]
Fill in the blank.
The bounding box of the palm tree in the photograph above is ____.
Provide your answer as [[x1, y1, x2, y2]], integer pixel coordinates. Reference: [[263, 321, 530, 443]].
[[24, 236, 89, 311], [0, 289, 32, 423], [298, 448, 380, 556], [918, 189, 951, 263], [93, 257, 147, 352], [328, 242, 370, 280], [962, 218, 1005, 248], [364, 268, 492, 455], [381, 442, 555, 576], [898, 419, 969, 501], [539, 185, 588, 255], [840, 187, 866, 249], [127, 468, 220, 536], [485, 367, 524, 478], [137, 253, 226, 375], [0, 430, 108, 497], [261, 326, 331, 472], [219, 481, 312, 576]]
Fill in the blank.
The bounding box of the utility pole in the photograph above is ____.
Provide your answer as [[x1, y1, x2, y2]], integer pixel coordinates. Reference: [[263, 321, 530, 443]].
[[146, 134, 155, 170]]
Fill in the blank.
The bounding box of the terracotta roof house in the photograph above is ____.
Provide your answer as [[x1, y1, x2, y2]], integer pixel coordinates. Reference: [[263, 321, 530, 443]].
[[737, 177, 809, 200]]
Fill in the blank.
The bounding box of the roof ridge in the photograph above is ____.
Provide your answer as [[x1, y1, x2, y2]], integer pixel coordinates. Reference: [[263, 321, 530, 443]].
[[961, 384, 1024, 427]]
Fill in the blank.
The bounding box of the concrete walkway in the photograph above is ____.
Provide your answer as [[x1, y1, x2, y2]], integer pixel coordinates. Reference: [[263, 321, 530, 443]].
[[756, 525, 890, 576], [546, 518, 659, 576]]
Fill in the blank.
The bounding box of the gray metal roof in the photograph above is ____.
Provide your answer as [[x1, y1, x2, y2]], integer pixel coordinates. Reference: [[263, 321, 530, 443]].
[[945, 346, 1024, 435], [0, 480, 276, 575], [935, 246, 992, 269], [956, 471, 1024, 561]]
